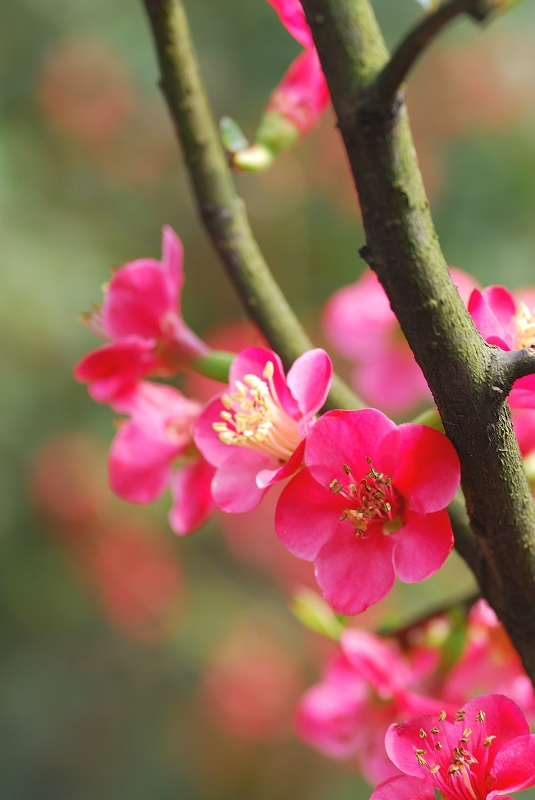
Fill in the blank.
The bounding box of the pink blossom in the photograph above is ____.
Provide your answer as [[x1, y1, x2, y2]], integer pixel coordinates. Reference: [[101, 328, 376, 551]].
[[232, 1, 329, 170], [109, 381, 215, 535], [442, 600, 535, 721], [468, 285, 535, 408], [323, 268, 479, 415], [296, 628, 456, 784], [275, 408, 460, 615], [194, 347, 332, 513], [371, 694, 535, 800], [75, 226, 209, 407]]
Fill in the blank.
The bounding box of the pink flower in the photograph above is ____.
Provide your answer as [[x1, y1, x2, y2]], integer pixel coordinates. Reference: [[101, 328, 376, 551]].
[[371, 694, 535, 800], [232, 0, 329, 170], [275, 408, 460, 615], [296, 628, 456, 784], [468, 285, 535, 408], [442, 600, 535, 721], [75, 226, 209, 407], [194, 347, 332, 513], [323, 268, 479, 415], [109, 381, 215, 535]]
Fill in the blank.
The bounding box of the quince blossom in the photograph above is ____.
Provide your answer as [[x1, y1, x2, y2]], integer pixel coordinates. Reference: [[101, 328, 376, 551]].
[[75, 226, 209, 408], [232, 0, 329, 171], [109, 381, 215, 535], [442, 600, 535, 720], [296, 628, 456, 784], [275, 408, 460, 615], [468, 285, 535, 408], [194, 346, 332, 513], [371, 694, 535, 800]]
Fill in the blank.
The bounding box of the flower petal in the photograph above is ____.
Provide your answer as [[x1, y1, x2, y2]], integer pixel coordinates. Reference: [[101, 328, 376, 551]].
[[394, 424, 460, 513], [74, 337, 159, 407], [109, 419, 178, 503], [287, 348, 332, 419], [491, 734, 535, 795], [211, 450, 269, 512], [169, 456, 215, 535], [275, 468, 342, 560], [266, 49, 329, 139], [315, 526, 396, 615], [370, 775, 434, 800], [305, 409, 399, 488], [266, 0, 314, 49], [468, 286, 516, 350], [392, 509, 453, 583]]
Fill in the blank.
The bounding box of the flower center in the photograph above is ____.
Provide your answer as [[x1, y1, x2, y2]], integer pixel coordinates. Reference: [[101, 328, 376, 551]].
[[413, 709, 496, 800], [329, 457, 401, 536], [514, 302, 535, 350], [212, 361, 301, 462]]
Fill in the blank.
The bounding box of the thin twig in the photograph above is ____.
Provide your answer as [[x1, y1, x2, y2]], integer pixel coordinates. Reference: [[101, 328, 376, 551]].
[[141, 0, 363, 412], [372, 0, 492, 106]]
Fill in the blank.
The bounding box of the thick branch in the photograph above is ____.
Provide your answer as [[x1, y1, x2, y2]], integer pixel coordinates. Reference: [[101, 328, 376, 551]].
[[141, 0, 362, 411], [301, 0, 535, 683], [372, 0, 491, 106]]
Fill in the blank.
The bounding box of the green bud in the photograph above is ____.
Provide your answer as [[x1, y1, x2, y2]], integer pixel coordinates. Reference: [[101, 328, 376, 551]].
[[291, 588, 345, 641]]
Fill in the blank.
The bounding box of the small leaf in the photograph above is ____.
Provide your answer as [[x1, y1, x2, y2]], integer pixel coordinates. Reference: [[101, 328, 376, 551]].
[[291, 588, 345, 640], [219, 116, 249, 154]]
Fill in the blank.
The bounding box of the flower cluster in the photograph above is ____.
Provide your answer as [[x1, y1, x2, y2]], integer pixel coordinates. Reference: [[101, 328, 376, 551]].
[[75, 227, 535, 798], [76, 226, 464, 612]]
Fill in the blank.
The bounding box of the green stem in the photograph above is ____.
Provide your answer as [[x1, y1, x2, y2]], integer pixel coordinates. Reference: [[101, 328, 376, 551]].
[[141, 0, 364, 412]]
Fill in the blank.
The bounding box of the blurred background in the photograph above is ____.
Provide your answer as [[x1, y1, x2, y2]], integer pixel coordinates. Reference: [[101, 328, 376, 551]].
[[3, 0, 535, 798]]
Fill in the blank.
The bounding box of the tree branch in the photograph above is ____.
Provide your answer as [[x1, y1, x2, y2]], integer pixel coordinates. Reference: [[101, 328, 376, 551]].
[[301, 0, 535, 684], [141, 0, 363, 412], [372, 0, 492, 106], [499, 347, 535, 388]]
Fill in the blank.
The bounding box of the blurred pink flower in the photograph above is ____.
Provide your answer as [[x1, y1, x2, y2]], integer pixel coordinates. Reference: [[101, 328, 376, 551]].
[[88, 522, 183, 643], [109, 381, 215, 535], [468, 285, 535, 408], [200, 623, 302, 741], [372, 694, 535, 800], [323, 268, 478, 415], [296, 628, 456, 784], [75, 226, 209, 408], [442, 600, 535, 721], [275, 408, 460, 615], [194, 347, 332, 513]]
